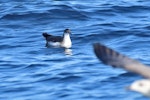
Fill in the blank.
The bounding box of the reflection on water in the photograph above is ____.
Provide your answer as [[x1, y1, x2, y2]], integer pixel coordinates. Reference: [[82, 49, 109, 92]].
[[64, 48, 72, 55]]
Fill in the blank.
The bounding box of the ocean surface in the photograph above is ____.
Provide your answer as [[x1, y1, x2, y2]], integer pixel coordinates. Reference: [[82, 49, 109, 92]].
[[0, 0, 150, 100]]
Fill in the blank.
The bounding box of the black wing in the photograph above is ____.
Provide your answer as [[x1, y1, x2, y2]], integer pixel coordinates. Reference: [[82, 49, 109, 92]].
[[46, 36, 63, 42], [42, 33, 63, 42]]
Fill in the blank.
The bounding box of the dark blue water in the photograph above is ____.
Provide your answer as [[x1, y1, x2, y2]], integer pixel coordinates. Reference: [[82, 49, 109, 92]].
[[0, 0, 150, 100]]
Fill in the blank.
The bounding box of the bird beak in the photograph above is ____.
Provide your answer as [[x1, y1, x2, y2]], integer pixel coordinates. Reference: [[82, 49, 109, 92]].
[[125, 86, 131, 90]]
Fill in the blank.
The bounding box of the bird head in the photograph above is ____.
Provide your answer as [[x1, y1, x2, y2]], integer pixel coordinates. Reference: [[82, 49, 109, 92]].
[[127, 79, 150, 96]]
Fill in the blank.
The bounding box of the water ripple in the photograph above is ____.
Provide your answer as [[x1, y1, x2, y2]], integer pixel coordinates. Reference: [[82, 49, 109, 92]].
[[0, 0, 150, 100]]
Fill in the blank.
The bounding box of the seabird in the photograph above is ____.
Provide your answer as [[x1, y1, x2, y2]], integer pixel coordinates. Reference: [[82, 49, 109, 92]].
[[93, 43, 150, 97], [42, 29, 72, 49]]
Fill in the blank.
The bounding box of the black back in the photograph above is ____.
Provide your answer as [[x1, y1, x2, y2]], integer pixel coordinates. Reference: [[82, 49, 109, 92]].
[[42, 33, 63, 42]]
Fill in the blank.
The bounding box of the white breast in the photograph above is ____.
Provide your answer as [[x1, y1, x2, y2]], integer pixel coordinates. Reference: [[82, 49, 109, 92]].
[[48, 42, 61, 47], [61, 34, 72, 48]]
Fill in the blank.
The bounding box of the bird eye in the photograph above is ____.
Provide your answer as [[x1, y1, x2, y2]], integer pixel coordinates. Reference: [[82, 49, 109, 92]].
[[139, 83, 143, 87]]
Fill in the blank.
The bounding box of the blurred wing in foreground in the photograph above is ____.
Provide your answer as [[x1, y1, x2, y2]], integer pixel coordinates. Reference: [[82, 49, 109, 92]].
[[93, 43, 150, 79]]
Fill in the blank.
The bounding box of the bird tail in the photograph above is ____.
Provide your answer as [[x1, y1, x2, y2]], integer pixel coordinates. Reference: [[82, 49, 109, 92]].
[[42, 33, 51, 38]]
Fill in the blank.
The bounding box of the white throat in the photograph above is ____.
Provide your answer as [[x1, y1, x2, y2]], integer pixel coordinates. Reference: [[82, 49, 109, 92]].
[[61, 33, 72, 48]]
